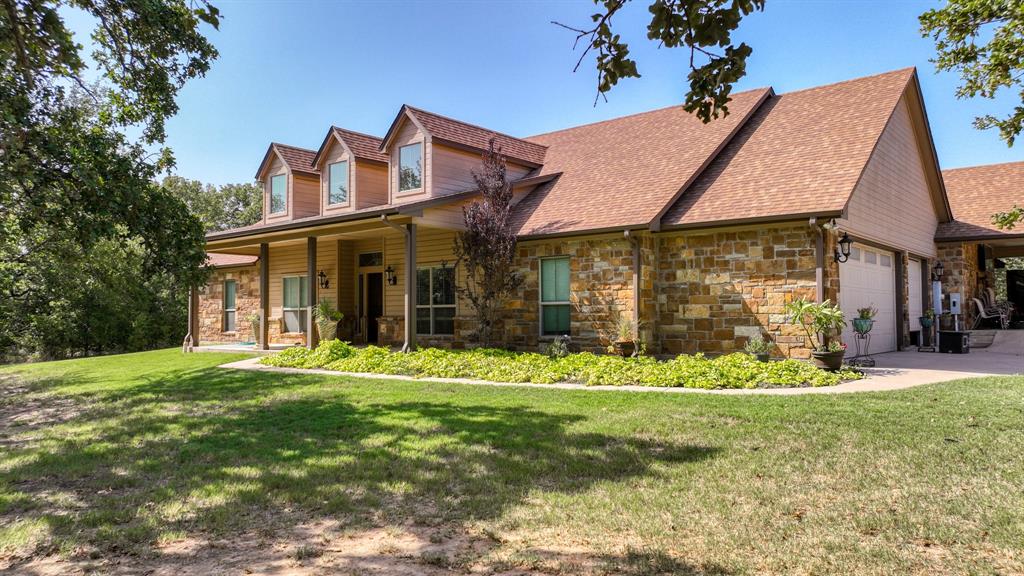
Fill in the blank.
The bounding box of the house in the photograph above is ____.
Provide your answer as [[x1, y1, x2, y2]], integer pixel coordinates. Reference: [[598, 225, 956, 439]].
[[194, 67, 1023, 357]]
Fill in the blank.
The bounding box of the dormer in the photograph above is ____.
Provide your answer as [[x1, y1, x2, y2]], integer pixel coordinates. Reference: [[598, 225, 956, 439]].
[[379, 105, 548, 204], [255, 143, 320, 223], [310, 127, 389, 214]]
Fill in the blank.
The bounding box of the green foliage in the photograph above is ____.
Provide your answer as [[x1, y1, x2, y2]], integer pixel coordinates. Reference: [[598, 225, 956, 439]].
[[556, 0, 765, 120], [994, 204, 1023, 231], [743, 335, 769, 354], [857, 306, 878, 320], [313, 299, 342, 341], [161, 176, 262, 232], [261, 346, 860, 389], [785, 298, 847, 352], [546, 335, 571, 358]]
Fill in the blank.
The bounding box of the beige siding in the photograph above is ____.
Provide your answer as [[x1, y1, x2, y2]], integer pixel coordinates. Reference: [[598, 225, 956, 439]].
[[383, 228, 463, 316], [264, 156, 288, 224], [337, 240, 356, 318], [320, 138, 353, 214], [356, 161, 389, 209], [432, 144, 534, 196], [389, 118, 430, 202], [840, 96, 938, 258], [266, 240, 339, 330], [292, 174, 321, 219]]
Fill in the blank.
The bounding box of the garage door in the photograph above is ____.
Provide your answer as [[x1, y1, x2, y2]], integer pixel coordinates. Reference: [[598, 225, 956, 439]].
[[839, 244, 897, 353]]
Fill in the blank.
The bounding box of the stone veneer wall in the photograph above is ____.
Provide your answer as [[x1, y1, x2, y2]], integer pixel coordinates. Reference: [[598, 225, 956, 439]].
[[198, 266, 260, 344], [656, 224, 820, 358], [937, 241, 984, 328]]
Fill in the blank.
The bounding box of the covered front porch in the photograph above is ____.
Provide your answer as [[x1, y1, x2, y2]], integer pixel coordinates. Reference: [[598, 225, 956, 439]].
[[937, 238, 1024, 330], [193, 211, 468, 352]]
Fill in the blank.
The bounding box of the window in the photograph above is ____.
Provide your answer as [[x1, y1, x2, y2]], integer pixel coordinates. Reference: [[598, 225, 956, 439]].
[[270, 174, 287, 214], [416, 266, 455, 335], [328, 161, 349, 205], [223, 280, 237, 332], [398, 143, 422, 191], [865, 250, 877, 265], [282, 276, 309, 333], [849, 247, 861, 261], [358, 252, 383, 267], [540, 257, 570, 335], [880, 254, 892, 267]]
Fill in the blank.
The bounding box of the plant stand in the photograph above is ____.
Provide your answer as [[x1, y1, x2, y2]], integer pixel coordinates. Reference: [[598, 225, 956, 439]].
[[849, 318, 875, 367], [917, 318, 936, 353]]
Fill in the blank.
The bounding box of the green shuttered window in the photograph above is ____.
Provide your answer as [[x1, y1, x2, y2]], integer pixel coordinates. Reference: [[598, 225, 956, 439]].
[[270, 174, 287, 214], [540, 257, 570, 335], [223, 280, 237, 332]]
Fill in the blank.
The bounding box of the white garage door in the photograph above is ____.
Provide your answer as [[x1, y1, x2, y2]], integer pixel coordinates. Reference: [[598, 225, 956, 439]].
[[839, 244, 897, 353]]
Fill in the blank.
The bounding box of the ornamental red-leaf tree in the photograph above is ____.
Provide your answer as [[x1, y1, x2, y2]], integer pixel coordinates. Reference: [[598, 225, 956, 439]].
[[453, 139, 523, 347]]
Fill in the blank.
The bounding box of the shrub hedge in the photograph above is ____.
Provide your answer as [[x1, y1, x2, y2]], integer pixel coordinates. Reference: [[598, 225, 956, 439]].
[[260, 341, 862, 389]]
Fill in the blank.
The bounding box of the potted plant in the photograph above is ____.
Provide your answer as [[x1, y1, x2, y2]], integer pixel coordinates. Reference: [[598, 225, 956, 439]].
[[785, 298, 848, 371], [611, 314, 637, 357], [919, 308, 935, 329], [744, 335, 771, 362], [853, 306, 876, 335], [314, 299, 343, 341], [245, 312, 260, 344]]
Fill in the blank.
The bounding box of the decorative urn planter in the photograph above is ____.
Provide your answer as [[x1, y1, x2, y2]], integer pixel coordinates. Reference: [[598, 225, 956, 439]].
[[613, 340, 636, 357], [852, 318, 874, 335], [811, 350, 845, 371], [919, 316, 934, 329]]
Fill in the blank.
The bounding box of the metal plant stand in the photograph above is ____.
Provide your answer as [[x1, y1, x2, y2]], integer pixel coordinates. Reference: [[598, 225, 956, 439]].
[[849, 318, 875, 367]]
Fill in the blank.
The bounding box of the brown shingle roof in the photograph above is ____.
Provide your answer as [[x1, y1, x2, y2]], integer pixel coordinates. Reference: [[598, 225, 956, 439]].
[[403, 106, 548, 166], [330, 127, 388, 164], [509, 88, 772, 236], [273, 143, 319, 175], [937, 161, 1024, 240], [206, 253, 258, 267], [661, 68, 916, 228]]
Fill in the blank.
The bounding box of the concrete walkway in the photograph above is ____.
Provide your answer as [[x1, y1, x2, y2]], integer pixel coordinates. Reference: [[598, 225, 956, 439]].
[[218, 347, 1022, 396]]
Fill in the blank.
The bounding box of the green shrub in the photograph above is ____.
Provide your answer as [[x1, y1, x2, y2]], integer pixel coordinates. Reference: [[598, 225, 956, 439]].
[[259, 346, 860, 389]]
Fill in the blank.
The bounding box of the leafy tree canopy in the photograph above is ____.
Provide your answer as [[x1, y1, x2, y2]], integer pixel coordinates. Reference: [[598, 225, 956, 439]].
[[161, 176, 262, 232]]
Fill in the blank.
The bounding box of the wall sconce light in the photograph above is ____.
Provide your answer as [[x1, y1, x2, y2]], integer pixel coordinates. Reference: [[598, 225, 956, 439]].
[[317, 270, 329, 289], [932, 260, 944, 281], [833, 232, 852, 263], [384, 265, 397, 286]]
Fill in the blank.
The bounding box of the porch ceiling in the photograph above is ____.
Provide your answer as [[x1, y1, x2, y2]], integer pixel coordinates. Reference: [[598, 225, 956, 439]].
[[205, 215, 415, 253]]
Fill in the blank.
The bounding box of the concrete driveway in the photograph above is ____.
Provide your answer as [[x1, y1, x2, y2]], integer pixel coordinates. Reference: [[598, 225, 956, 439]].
[[854, 347, 1023, 391]]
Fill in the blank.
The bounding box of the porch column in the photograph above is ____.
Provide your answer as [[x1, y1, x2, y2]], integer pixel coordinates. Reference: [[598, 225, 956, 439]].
[[260, 243, 270, 350], [307, 237, 318, 349], [404, 223, 417, 352], [186, 284, 199, 349]]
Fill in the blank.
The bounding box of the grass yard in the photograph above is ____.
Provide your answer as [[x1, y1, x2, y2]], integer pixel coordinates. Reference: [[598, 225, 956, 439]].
[[0, 349, 1022, 575]]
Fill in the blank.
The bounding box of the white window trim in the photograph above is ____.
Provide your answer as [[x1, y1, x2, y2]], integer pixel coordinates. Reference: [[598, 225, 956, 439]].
[[539, 256, 571, 337], [223, 279, 237, 333], [397, 142, 424, 195], [269, 173, 287, 215], [281, 275, 309, 334], [327, 160, 350, 207], [416, 265, 455, 336]]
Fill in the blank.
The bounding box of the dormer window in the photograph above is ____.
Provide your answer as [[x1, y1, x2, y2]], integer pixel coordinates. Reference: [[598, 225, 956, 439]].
[[398, 143, 422, 192], [328, 161, 349, 205], [270, 174, 287, 214]]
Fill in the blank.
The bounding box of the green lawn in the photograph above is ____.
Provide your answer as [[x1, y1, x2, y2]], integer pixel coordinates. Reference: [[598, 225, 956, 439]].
[[0, 349, 1022, 574]]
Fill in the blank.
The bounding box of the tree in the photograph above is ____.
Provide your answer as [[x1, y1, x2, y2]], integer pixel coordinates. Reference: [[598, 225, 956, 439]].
[[161, 176, 262, 232], [1, 0, 220, 358], [453, 140, 523, 347]]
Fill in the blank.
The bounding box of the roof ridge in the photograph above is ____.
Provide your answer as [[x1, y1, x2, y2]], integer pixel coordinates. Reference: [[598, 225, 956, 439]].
[[331, 126, 383, 141], [404, 104, 547, 149], [524, 87, 773, 140], [943, 159, 1024, 173], [272, 142, 317, 153], [775, 67, 916, 98]]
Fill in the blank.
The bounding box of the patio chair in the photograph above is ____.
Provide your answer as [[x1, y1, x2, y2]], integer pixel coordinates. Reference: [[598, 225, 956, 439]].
[[972, 298, 1009, 330]]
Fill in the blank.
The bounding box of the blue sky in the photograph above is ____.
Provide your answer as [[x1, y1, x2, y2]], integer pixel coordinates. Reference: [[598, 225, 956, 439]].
[[73, 1, 1024, 185]]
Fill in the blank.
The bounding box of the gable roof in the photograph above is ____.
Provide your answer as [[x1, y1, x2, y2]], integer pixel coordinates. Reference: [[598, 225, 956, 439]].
[[206, 252, 258, 268], [311, 126, 388, 168], [508, 87, 772, 237], [660, 68, 921, 229], [937, 161, 1024, 241], [255, 143, 319, 180], [380, 105, 548, 167]]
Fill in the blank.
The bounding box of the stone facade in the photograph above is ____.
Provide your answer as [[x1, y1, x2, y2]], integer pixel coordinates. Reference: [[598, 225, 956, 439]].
[[656, 225, 820, 358], [198, 266, 261, 344], [937, 241, 996, 328]]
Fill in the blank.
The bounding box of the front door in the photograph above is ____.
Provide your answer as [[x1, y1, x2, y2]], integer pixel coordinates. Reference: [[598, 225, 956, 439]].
[[365, 272, 384, 344]]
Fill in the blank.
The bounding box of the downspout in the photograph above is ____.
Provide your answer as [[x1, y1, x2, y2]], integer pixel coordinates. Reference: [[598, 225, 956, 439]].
[[810, 217, 825, 303], [624, 230, 641, 339]]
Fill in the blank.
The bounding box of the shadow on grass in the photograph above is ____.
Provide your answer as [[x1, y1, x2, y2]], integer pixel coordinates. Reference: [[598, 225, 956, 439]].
[[1, 364, 719, 563]]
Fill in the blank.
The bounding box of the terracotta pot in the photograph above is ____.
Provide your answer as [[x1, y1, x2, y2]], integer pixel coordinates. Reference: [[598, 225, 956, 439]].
[[613, 340, 636, 357], [811, 349, 845, 371]]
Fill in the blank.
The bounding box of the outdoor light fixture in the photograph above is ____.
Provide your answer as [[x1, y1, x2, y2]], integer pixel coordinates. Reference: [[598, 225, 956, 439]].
[[932, 260, 944, 281], [317, 270, 329, 289], [833, 232, 853, 263], [384, 265, 397, 286]]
